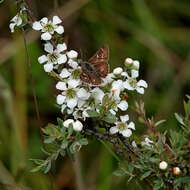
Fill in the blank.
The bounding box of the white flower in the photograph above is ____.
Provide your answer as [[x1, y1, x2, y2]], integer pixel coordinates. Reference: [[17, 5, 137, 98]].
[[38, 42, 67, 72], [56, 78, 81, 112], [32, 16, 64, 40], [123, 78, 148, 94], [67, 50, 78, 59], [110, 115, 135, 137], [159, 161, 168, 170], [9, 14, 23, 33], [113, 67, 123, 75], [141, 137, 154, 147], [73, 120, 83, 131]]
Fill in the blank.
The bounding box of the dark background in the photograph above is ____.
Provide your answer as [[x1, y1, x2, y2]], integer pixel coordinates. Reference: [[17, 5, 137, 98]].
[[0, 0, 190, 189]]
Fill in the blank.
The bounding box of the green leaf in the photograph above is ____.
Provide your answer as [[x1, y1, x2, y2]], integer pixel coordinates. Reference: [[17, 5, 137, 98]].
[[70, 142, 81, 154], [42, 124, 60, 136], [153, 180, 164, 190], [87, 110, 100, 117], [113, 169, 126, 176], [44, 136, 56, 144], [0, 0, 4, 3], [78, 138, 88, 146], [57, 118, 64, 128], [184, 100, 190, 116], [60, 150, 66, 157], [140, 171, 151, 180], [174, 113, 185, 126], [102, 112, 117, 123], [30, 159, 44, 165], [61, 140, 69, 149], [43, 161, 51, 174]]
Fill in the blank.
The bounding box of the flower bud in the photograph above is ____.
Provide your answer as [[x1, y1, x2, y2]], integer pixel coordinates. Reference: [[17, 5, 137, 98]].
[[73, 120, 83, 131], [172, 167, 181, 175], [113, 67, 123, 75], [159, 161, 168, 170]]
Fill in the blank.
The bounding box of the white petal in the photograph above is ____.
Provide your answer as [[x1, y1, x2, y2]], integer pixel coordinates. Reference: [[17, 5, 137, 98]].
[[55, 25, 64, 34], [77, 88, 90, 100], [44, 43, 54, 53], [136, 87, 144, 94], [57, 43, 67, 52], [82, 110, 89, 118], [61, 104, 66, 112], [68, 79, 80, 88], [63, 119, 74, 128], [120, 115, 129, 122], [121, 129, 132, 137], [56, 81, 67, 90], [121, 72, 128, 77], [110, 127, 119, 134], [68, 59, 78, 69], [16, 16, 22, 26], [9, 23, 16, 33], [132, 141, 137, 148], [123, 81, 134, 90], [109, 109, 116, 115], [57, 54, 67, 64], [78, 99, 86, 107], [118, 100, 128, 111], [145, 137, 153, 144], [91, 88, 105, 103], [137, 80, 148, 88], [67, 50, 78, 59], [73, 120, 83, 131], [67, 98, 78, 109], [38, 55, 48, 64], [43, 63, 53, 72], [32, 21, 43, 30], [112, 80, 123, 91], [131, 70, 139, 78], [40, 17, 48, 24], [60, 68, 71, 78], [52, 16, 62, 24], [41, 32, 52, 40], [56, 94, 66, 105], [113, 67, 123, 75], [128, 122, 135, 130]]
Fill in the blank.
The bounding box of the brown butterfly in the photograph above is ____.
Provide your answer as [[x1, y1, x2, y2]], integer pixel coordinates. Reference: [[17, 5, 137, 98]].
[[79, 45, 109, 86]]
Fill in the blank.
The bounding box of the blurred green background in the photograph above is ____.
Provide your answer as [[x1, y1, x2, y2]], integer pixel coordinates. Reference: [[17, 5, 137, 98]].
[[0, 0, 190, 189]]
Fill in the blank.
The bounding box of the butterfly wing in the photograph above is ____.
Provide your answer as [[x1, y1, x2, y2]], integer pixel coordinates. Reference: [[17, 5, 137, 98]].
[[80, 71, 102, 85], [88, 45, 109, 77]]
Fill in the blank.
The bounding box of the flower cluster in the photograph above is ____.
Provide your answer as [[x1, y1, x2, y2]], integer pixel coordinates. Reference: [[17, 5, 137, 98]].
[[31, 16, 148, 138]]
